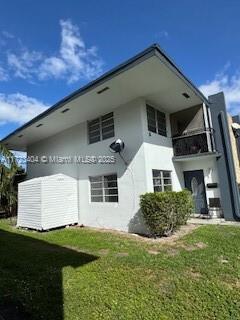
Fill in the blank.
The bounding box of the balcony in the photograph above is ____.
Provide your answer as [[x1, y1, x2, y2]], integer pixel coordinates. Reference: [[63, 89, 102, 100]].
[[170, 104, 217, 158], [172, 128, 215, 157]]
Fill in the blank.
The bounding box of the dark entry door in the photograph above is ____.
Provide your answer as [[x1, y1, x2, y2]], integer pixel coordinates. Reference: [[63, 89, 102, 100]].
[[184, 170, 208, 214]]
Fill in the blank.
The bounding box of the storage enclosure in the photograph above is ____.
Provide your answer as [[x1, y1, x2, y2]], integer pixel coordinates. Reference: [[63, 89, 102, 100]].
[[17, 174, 78, 230]]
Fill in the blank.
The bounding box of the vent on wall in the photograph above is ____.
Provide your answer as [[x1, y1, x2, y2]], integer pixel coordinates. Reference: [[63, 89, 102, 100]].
[[97, 87, 109, 94], [182, 92, 190, 99], [18, 134, 23, 138], [61, 108, 70, 114], [36, 124, 43, 128]]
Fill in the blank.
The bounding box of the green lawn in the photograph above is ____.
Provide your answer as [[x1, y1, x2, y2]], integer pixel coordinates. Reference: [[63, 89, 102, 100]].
[[0, 219, 240, 320]]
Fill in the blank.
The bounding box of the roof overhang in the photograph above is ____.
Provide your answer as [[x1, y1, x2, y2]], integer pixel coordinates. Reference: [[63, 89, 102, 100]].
[[1, 44, 209, 151]]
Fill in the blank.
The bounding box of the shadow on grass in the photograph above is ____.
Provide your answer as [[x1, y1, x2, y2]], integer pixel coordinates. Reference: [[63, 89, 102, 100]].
[[0, 228, 98, 320]]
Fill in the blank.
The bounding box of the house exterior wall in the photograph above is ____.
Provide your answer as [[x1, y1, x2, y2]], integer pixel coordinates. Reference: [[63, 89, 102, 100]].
[[141, 102, 183, 192], [26, 97, 223, 231], [27, 98, 149, 233], [232, 114, 240, 169], [181, 158, 220, 203], [209, 93, 240, 221], [228, 115, 240, 185]]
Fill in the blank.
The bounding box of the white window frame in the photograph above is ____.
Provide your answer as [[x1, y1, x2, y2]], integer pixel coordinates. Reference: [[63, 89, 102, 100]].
[[88, 112, 115, 144], [89, 173, 118, 203], [152, 170, 172, 192]]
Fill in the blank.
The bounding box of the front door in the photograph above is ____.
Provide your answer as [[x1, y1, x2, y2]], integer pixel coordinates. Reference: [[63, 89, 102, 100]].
[[184, 170, 208, 214]]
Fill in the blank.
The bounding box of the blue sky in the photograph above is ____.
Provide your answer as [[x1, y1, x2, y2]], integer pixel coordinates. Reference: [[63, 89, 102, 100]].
[[0, 0, 240, 139]]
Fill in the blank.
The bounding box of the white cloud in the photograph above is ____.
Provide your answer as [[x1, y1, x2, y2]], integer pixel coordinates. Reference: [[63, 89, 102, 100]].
[[0, 93, 49, 125], [0, 66, 9, 81], [39, 19, 103, 83], [60, 19, 85, 66], [7, 49, 42, 80], [2, 31, 14, 39], [154, 30, 169, 39], [0, 31, 14, 48], [5, 19, 103, 84], [199, 66, 240, 115], [38, 56, 67, 80]]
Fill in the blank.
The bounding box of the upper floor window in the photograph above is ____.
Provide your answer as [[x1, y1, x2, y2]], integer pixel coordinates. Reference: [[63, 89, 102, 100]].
[[88, 112, 114, 144], [146, 105, 167, 137], [152, 170, 172, 192]]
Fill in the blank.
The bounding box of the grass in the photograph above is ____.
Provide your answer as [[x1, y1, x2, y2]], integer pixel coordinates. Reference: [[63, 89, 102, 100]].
[[0, 220, 240, 320]]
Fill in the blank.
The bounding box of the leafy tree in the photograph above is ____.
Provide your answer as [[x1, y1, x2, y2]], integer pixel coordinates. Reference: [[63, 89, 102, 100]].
[[0, 144, 19, 215]]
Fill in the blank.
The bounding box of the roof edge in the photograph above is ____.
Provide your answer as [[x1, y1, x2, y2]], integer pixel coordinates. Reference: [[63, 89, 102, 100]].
[[1, 43, 209, 144], [153, 44, 209, 104]]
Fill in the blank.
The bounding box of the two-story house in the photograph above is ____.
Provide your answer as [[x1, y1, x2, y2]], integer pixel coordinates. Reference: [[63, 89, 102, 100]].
[[2, 44, 240, 232]]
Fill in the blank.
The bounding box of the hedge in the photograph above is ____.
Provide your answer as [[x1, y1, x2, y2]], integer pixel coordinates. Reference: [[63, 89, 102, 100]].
[[140, 190, 193, 237]]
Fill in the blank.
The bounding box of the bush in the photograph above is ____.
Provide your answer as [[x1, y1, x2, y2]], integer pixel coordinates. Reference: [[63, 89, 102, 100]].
[[140, 190, 193, 237]]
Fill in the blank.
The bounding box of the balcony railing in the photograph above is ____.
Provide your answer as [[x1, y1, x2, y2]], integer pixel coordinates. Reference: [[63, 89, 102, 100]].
[[172, 129, 215, 157]]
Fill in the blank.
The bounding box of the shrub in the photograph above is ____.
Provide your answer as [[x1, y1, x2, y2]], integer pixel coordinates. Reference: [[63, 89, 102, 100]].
[[140, 190, 193, 237]]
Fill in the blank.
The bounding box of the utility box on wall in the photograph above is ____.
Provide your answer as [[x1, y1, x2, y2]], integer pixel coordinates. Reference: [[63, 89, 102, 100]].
[[17, 174, 78, 230]]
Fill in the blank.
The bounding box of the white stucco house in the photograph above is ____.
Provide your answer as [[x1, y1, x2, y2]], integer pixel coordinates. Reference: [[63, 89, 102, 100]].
[[2, 44, 240, 232]]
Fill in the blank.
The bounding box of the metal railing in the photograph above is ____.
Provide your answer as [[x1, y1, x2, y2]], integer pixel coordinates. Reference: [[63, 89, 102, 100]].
[[172, 129, 215, 157]]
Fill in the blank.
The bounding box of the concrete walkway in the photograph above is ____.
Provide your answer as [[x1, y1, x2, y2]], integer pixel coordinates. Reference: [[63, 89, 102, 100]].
[[188, 217, 240, 226]]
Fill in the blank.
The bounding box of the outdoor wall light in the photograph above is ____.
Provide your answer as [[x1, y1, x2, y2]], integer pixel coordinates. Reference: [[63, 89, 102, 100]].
[[109, 139, 125, 153]]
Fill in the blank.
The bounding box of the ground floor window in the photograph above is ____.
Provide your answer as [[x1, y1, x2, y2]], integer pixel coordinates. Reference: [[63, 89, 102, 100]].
[[90, 173, 118, 202], [152, 170, 172, 192]]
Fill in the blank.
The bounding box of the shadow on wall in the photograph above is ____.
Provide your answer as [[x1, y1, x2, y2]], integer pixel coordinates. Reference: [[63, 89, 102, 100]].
[[128, 209, 150, 235], [0, 228, 98, 320]]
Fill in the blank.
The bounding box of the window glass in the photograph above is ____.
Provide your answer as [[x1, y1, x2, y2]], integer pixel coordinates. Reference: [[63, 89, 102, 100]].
[[88, 112, 114, 144], [147, 105, 167, 137], [90, 174, 118, 202], [152, 170, 172, 192]]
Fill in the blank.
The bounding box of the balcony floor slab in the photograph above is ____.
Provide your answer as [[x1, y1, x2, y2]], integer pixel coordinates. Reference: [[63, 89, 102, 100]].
[[173, 151, 221, 162]]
